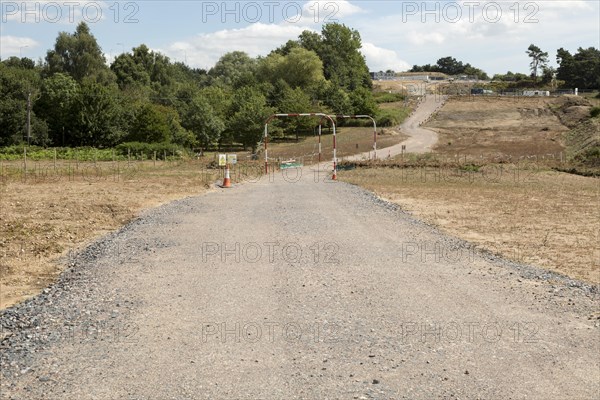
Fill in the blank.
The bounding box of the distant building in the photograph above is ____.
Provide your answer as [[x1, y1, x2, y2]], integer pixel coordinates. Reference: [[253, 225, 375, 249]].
[[397, 75, 429, 81], [370, 71, 397, 80], [394, 72, 448, 82]]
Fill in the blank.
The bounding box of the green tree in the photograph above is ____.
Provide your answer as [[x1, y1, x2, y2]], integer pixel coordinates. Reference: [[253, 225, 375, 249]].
[[35, 73, 80, 145], [111, 52, 151, 89], [526, 44, 549, 80], [45, 22, 114, 84], [349, 87, 378, 116], [180, 95, 225, 148], [227, 86, 273, 152], [3, 56, 36, 70], [128, 103, 172, 143], [556, 48, 575, 86], [125, 102, 193, 146], [0, 62, 47, 145], [269, 80, 314, 135], [436, 56, 464, 75], [556, 47, 600, 89], [298, 31, 323, 55], [319, 82, 352, 114], [209, 51, 258, 88], [318, 23, 371, 90], [73, 82, 123, 146], [259, 48, 324, 93]]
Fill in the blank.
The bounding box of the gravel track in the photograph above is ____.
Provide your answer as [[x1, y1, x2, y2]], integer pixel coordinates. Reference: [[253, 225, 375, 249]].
[[1, 167, 599, 399], [348, 94, 446, 162]]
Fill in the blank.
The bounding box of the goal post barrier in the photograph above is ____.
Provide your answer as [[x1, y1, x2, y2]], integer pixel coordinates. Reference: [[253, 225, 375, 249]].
[[330, 115, 377, 160], [264, 113, 337, 180]]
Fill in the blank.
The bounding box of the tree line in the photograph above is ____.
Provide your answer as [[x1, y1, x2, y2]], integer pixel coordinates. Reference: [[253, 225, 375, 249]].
[[408, 45, 599, 91], [494, 44, 599, 89], [409, 56, 489, 80], [0, 22, 377, 152]]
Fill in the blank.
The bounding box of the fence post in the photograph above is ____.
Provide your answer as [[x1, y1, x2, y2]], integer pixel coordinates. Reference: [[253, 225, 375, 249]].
[[23, 147, 27, 182]]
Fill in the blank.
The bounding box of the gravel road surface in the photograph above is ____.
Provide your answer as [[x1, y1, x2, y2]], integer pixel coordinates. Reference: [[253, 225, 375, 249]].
[[1, 166, 599, 399], [348, 94, 446, 162]]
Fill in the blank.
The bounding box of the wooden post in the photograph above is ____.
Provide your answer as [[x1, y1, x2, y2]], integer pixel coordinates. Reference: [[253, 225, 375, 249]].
[[23, 147, 27, 182], [153, 151, 156, 167]]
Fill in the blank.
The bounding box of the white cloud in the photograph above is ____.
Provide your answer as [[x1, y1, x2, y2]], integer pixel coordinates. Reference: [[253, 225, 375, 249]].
[[0, 36, 39, 58], [163, 23, 313, 69], [535, 0, 592, 11], [407, 31, 446, 46], [361, 43, 411, 72]]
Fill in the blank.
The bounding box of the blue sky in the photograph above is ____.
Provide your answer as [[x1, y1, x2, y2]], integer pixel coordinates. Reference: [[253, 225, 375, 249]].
[[1, 1, 599, 75]]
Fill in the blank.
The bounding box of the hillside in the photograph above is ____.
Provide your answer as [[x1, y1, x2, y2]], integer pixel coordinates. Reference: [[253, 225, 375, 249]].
[[422, 95, 598, 168]]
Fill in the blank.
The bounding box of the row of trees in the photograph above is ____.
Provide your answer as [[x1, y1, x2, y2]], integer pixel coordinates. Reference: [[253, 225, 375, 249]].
[[409, 57, 489, 80], [1, 22, 376, 151], [493, 44, 600, 89]]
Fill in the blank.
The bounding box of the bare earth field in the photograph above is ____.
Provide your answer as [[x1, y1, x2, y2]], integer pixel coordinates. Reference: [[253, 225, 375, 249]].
[[425, 96, 573, 158], [338, 165, 599, 285]]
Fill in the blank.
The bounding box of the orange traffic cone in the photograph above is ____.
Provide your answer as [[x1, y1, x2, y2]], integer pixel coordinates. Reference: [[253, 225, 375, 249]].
[[332, 167, 337, 181], [221, 166, 232, 188]]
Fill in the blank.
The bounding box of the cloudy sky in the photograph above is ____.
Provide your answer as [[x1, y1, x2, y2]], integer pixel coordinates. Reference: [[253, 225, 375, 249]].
[[1, 0, 599, 75]]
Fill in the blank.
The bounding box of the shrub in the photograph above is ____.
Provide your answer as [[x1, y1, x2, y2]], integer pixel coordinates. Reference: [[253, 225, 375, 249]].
[[373, 92, 407, 103]]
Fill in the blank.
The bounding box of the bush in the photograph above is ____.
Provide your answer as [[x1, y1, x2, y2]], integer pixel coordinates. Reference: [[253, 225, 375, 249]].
[[376, 107, 410, 127], [0, 146, 119, 161], [590, 107, 600, 118], [373, 92, 406, 104]]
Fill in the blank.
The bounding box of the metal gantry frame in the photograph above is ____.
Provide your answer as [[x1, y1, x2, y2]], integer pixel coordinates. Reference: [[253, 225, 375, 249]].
[[264, 113, 338, 180], [330, 115, 377, 160]]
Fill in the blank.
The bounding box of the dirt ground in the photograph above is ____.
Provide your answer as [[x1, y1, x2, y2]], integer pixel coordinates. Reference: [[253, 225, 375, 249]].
[[0, 128, 410, 310], [0, 160, 220, 309], [339, 165, 599, 285], [426, 96, 572, 158], [340, 95, 599, 284]]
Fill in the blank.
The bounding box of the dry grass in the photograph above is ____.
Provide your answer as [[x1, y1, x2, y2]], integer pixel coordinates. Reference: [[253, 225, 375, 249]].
[[0, 158, 246, 308], [339, 163, 599, 285], [265, 126, 407, 163]]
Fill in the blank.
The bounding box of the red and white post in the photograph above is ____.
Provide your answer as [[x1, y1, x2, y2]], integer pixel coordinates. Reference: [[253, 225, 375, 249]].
[[264, 113, 337, 180]]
